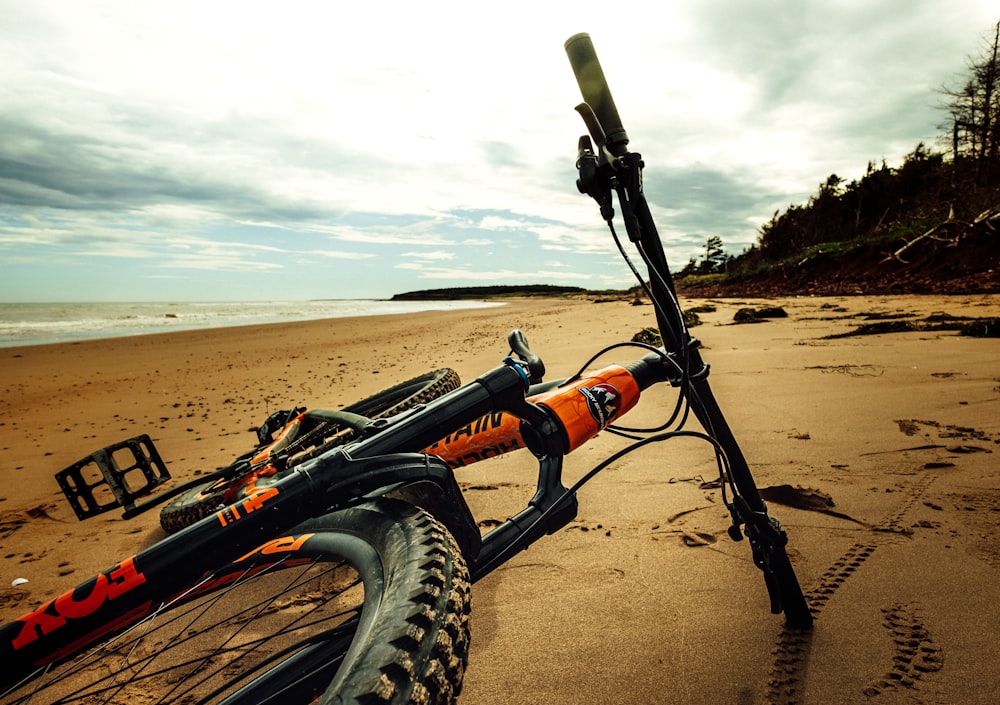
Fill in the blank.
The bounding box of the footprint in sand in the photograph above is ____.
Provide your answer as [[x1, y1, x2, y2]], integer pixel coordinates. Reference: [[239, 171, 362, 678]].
[[767, 464, 948, 704], [862, 603, 943, 696], [680, 530, 717, 547], [0, 588, 30, 611]]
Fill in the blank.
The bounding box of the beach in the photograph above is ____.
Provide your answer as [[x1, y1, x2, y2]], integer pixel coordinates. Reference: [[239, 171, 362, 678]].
[[1, 294, 998, 704]]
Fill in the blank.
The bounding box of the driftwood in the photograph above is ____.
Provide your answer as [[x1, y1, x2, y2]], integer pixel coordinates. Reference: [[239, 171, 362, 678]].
[[884, 205, 999, 264]]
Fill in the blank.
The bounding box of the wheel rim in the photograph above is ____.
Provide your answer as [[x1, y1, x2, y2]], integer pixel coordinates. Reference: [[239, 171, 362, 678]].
[[4, 535, 381, 705]]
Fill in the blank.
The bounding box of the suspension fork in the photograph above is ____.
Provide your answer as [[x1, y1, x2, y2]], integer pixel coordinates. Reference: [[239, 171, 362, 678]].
[[567, 32, 808, 626]]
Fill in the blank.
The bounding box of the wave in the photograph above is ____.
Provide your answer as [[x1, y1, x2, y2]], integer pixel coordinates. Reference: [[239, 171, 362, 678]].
[[0, 300, 502, 348]]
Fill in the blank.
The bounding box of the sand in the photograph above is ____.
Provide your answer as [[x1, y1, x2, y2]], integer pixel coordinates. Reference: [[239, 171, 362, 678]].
[[1, 294, 998, 704]]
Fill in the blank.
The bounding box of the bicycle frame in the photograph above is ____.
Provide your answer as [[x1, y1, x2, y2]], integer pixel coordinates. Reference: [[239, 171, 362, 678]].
[[0, 352, 667, 674]]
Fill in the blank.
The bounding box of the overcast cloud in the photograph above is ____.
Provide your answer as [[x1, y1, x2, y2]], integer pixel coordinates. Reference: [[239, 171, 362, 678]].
[[1, 0, 996, 301]]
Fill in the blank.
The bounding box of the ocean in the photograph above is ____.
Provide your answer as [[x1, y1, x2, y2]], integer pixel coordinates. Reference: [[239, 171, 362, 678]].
[[0, 300, 503, 348]]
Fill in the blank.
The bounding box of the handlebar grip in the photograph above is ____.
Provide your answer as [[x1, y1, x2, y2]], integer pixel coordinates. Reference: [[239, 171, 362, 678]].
[[564, 33, 629, 154]]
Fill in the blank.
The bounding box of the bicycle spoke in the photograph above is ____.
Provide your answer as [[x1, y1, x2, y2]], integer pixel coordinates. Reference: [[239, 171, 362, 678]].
[[10, 554, 364, 705], [159, 561, 360, 704]]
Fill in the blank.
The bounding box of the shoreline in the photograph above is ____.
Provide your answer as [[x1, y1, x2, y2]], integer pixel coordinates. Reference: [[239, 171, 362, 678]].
[[2, 293, 999, 704], [6, 289, 994, 350], [0, 298, 506, 350]]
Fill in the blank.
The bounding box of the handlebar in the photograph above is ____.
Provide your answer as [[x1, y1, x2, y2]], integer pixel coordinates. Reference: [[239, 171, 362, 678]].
[[345, 337, 675, 468], [564, 33, 629, 156], [345, 362, 556, 460]]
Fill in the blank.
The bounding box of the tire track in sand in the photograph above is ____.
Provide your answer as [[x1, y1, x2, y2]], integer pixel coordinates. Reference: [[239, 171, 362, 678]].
[[764, 472, 938, 705]]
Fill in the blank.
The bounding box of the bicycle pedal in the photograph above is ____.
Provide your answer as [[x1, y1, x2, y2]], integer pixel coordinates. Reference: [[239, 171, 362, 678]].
[[55, 434, 171, 520]]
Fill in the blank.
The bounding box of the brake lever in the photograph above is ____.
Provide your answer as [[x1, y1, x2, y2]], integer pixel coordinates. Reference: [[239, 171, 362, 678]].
[[507, 329, 545, 384], [575, 136, 616, 222], [574, 103, 608, 151]]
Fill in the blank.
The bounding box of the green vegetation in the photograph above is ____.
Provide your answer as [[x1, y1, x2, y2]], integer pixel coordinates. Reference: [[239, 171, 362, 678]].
[[677, 20, 1000, 295]]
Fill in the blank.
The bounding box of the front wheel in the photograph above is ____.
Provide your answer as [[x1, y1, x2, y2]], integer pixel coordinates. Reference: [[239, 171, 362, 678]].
[[2, 500, 471, 705]]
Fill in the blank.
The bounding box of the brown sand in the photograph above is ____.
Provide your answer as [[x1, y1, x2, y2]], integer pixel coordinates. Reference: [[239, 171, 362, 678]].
[[1, 294, 998, 704]]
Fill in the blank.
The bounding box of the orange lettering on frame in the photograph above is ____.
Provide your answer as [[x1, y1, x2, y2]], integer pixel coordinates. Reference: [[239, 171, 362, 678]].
[[235, 534, 313, 563], [11, 557, 147, 651], [241, 486, 279, 514]]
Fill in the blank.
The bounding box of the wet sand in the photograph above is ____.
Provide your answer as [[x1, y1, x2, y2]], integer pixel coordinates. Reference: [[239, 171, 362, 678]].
[[2, 294, 998, 704]]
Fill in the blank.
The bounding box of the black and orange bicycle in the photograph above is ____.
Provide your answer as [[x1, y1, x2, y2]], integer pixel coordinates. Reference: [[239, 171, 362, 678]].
[[0, 34, 812, 705]]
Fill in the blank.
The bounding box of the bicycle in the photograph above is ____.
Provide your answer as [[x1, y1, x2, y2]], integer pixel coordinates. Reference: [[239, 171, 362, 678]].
[[0, 33, 813, 705]]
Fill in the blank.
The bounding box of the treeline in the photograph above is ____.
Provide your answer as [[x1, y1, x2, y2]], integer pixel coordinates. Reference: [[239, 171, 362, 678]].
[[689, 20, 1000, 284], [737, 143, 975, 269]]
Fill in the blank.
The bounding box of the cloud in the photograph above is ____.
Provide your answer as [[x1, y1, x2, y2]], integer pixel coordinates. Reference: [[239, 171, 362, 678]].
[[313, 221, 462, 247], [642, 164, 803, 253], [400, 251, 458, 262], [1, 0, 996, 301], [303, 249, 377, 261]]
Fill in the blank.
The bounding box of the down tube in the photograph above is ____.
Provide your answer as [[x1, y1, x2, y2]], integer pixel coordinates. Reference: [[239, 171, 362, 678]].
[[424, 410, 526, 468]]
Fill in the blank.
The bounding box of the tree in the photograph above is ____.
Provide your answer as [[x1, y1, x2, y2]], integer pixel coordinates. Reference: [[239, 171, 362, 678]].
[[701, 235, 728, 273], [705, 235, 729, 273], [941, 20, 1000, 174], [675, 236, 731, 277]]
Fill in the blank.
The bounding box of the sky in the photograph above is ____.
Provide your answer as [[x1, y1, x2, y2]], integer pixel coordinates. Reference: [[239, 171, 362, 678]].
[[1, 1, 997, 302]]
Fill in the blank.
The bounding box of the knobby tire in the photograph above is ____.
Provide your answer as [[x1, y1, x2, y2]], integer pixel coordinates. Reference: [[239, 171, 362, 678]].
[[1, 499, 471, 705]]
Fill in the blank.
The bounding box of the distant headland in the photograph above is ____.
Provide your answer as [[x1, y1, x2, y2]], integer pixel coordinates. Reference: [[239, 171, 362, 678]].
[[391, 285, 593, 300]]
